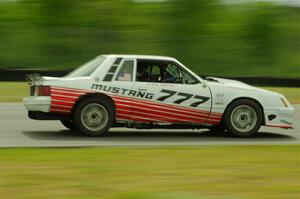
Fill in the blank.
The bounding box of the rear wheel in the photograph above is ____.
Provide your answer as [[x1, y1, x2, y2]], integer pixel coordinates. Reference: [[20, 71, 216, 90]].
[[224, 99, 263, 137], [73, 97, 114, 136]]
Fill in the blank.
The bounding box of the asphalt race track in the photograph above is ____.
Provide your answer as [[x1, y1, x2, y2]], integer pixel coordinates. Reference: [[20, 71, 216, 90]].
[[0, 103, 299, 147]]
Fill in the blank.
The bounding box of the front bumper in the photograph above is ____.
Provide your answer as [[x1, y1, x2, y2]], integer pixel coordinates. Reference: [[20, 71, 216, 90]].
[[265, 106, 294, 129], [23, 96, 51, 112]]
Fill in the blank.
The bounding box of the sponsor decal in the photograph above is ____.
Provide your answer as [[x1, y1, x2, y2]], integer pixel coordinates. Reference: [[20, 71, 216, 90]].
[[91, 84, 210, 107], [215, 93, 224, 105], [157, 89, 209, 107], [91, 84, 154, 99]]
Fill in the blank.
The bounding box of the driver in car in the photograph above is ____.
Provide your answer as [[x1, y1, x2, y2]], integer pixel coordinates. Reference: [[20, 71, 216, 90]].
[[136, 66, 149, 82]]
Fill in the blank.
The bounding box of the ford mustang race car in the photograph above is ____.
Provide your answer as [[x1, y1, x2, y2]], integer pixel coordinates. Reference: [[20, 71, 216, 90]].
[[23, 55, 294, 137]]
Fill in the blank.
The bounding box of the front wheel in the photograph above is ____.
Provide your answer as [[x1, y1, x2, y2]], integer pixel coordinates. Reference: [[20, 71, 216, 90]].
[[224, 99, 263, 137], [73, 98, 114, 136]]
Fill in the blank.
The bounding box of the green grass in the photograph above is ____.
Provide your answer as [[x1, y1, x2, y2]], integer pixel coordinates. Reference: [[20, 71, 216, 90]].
[[0, 82, 299, 103], [0, 146, 299, 199], [0, 82, 28, 102]]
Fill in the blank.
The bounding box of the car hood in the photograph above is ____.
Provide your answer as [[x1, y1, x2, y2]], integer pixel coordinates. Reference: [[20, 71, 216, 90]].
[[204, 76, 276, 94], [205, 77, 252, 88]]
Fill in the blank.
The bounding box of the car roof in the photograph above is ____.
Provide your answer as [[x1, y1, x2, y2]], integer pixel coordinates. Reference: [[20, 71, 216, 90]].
[[103, 54, 177, 61]]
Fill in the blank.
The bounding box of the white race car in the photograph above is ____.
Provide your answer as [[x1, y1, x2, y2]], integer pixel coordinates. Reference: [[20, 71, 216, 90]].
[[23, 55, 294, 137]]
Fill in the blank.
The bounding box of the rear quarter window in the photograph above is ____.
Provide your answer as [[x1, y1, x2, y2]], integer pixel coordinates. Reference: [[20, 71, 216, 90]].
[[65, 56, 106, 77]]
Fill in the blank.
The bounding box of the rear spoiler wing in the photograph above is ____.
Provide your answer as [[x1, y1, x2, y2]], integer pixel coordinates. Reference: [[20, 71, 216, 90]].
[[25, 73, 44, 85]]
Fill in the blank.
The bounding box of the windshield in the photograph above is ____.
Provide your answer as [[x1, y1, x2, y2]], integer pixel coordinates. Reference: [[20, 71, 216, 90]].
[[65, 56, 106, 77]]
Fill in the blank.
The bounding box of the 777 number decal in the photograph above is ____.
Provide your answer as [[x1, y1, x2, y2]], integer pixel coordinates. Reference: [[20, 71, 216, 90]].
[[157, 89, 209, 107]]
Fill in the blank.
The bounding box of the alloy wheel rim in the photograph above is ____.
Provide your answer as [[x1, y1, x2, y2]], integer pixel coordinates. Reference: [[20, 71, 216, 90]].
[[230, 105, 257, 133], [80, 103, 108, 131]]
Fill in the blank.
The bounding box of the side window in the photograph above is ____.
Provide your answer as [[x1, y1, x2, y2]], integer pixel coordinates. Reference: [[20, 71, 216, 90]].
[[180, 68, 199, 84], [136, 59, 198, 84], [149, 65, 161, 82], [115, 60, 134, 81], [161, 63, 183, 83], [136, 60, 151, 82]]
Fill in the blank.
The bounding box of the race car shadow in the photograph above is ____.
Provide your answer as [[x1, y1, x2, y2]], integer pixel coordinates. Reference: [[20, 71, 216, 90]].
[[22, 129, 296, 141]]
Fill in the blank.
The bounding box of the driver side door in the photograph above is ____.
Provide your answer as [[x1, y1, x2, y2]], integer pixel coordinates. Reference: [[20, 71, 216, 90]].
[[132, 59, 215, 124]]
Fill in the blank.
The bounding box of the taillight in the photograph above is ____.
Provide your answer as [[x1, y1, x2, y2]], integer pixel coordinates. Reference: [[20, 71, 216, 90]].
[[31, 86, 51, 96]]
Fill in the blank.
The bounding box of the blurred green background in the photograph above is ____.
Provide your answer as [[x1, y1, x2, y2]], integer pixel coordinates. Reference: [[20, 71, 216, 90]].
[[0, 0, 300, 77]]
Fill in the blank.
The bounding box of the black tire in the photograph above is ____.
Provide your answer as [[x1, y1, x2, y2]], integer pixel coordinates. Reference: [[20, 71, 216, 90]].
[[73, 97, 114, 136], [60, 120, 77, 131], [224, 99, 263, 137]]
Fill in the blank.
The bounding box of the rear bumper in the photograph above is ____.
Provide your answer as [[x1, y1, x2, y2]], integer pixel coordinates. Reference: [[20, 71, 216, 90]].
[[23, 96, 51, 112], [28, 111, 71, 120]]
